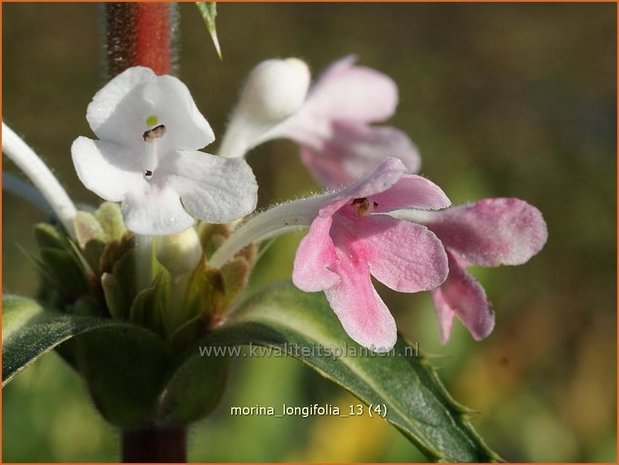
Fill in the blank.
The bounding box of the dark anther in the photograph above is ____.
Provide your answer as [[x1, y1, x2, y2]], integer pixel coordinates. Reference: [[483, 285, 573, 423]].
[[144, 170, 153, 178], [143, 124, 167, 142]]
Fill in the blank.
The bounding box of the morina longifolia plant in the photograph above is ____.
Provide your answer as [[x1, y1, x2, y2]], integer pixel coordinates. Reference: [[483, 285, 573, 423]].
[[2, 3, 547, 463]]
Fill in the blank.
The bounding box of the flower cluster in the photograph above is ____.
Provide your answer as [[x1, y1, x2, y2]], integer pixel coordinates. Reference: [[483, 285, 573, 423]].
[[66, 57, 548, 351]]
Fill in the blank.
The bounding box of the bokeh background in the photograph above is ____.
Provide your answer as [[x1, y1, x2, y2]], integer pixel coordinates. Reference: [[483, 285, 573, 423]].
[[2, 2, 616, 462]]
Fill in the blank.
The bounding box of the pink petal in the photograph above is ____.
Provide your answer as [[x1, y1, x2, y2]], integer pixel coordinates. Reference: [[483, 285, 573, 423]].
[[315, 157, 407, 218], [371, 174, 451, 212], [333, 214, 449, 293], [292, 215, 340, 292], [432, 252, 495, 343], [324, 247, 397, 351], [299, 121, 421, 189], [260, 57, 415, 190], [304, 55, 398, 124], [432, 290, 456, 345], [422, 198, 548, 266]]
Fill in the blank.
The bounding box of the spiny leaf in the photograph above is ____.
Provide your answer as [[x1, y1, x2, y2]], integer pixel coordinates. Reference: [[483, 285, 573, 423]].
[[203, 282, 502, 462], [2, 295, 121, 386], [196, 2, 222, 59]]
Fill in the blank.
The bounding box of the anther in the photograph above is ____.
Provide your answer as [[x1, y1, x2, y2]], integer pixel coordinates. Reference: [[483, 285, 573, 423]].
[[143, 124, 166, 143], [351, 197, 377, 217]]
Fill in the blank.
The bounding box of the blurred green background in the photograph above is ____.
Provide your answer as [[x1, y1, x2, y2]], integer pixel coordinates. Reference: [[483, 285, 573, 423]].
[[3, 2, 616, 462]]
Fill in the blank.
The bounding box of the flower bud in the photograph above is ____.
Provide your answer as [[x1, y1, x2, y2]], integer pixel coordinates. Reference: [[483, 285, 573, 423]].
[[239, 58, 310, 123], [219, 58, 311, 158], [156, 227, 203, 276]]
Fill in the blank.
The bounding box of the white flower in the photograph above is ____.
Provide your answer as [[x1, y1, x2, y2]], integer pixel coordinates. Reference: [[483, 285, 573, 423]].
[[71, 66, 258, 235]]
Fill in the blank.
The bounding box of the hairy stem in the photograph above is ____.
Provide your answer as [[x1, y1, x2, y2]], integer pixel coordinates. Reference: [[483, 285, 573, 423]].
[[104, 3, 178, 76], [209, 196, 329, 268]]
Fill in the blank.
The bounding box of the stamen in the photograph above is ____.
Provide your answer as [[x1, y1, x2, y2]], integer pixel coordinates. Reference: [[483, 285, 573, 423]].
[[351, 197, 377, 217], [143, 124, 166, 142], [143, 124, 166, 180]]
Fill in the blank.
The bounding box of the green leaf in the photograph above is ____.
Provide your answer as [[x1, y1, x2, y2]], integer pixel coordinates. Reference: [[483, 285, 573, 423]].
[[74, 211, 106, 248], [155, 350, 229, 426], [2, 295, 177, 427], [183, 259, 225, 323], [129, 272, 170, 335], [204, 282, 502, 462], [73, 324, 174, 427], [101, 273, 128, 320], [33, 223, 68, 250], [99, 233, 134, 276], [2, 295, 120, 386], [95, 202, 126, 241], [196, 2, 222, 59], [39, 248, 90, 299]]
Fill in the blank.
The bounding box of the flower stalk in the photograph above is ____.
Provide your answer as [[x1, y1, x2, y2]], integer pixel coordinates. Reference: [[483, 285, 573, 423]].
[[209, 195, 326, 268]]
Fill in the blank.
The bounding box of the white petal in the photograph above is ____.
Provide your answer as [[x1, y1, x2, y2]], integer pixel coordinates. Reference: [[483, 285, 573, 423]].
[[86, 67, 155, 149], [71, 136, 143, 202], [86, 66, 214, 152], [142, 76, 215, 153], [163, 151, 258, 223], [122, 186, 196, 235]]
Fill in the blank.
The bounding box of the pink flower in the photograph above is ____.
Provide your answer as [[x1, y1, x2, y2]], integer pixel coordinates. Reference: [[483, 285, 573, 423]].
[[264, 56, 421, 188], [292, 158, 451, 351], [406, 199, 548, 343]]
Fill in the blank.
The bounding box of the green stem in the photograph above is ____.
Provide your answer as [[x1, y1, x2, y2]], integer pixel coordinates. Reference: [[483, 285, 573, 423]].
[[122, 427, 186, 463]]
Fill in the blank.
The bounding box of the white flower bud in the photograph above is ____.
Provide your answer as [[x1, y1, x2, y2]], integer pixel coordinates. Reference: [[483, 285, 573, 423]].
[[156, 227, 203, 276], [239, 58, 310, 122], [219, 58, 311, 158]]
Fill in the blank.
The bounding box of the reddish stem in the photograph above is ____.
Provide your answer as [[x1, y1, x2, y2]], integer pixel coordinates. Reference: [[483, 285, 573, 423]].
[[104, 3, 175, 76], [122, 427, 186, 463]]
